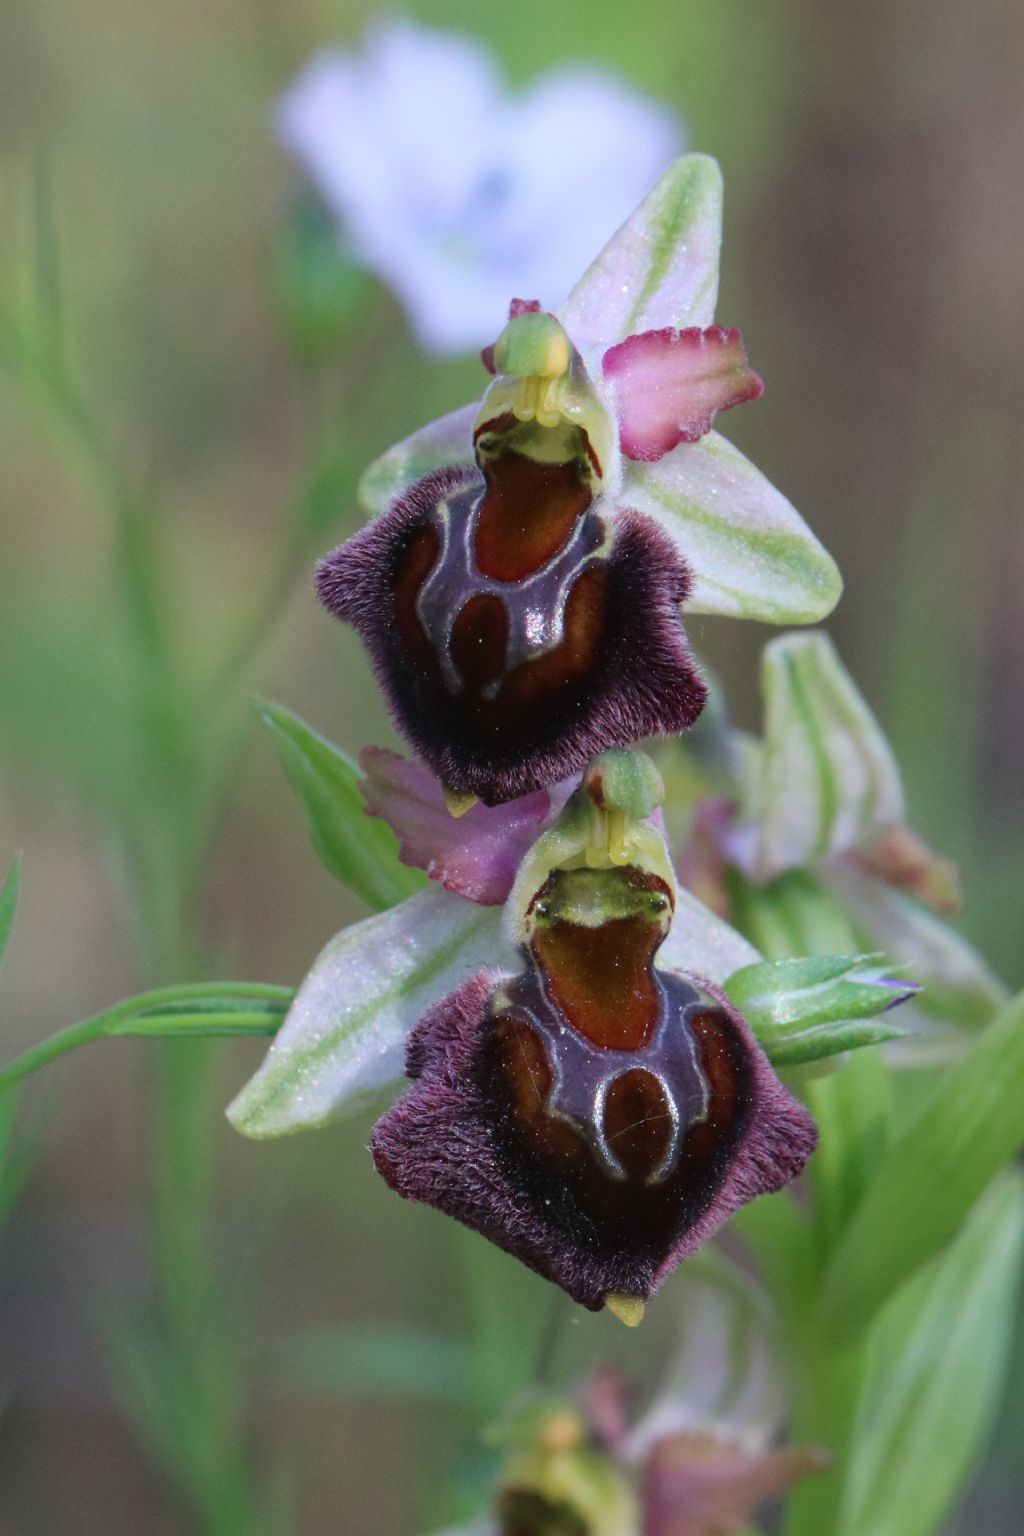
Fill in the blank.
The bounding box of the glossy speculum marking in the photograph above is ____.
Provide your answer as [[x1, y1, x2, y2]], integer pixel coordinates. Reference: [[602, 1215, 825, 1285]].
[[479, 867, 751, 1263], [393, 415, 610, 706]]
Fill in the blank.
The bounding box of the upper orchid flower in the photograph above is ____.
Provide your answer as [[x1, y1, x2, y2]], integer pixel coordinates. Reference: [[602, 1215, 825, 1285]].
[[319, 157, 841, 806], [275, 19, 683, 354]]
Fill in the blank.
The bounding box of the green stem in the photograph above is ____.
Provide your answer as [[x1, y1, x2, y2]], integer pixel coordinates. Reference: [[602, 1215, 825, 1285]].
[[782, 1335, 865, 1536], [0, 983, 292, 1092]]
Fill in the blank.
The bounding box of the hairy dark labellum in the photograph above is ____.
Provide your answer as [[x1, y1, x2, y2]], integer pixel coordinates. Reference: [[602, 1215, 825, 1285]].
[[317, 441, 706, 805], [372, 867, 816, 1308]]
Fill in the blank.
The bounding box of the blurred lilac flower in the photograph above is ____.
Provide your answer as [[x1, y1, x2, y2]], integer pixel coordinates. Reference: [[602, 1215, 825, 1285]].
[[275, 18, 683, 354]]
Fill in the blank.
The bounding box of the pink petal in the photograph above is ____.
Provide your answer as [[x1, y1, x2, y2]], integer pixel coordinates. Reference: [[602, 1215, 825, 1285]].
[[582, 1366, 634, 1453], [643, 1434, 827, 1536], [603, 327, 763, 462], [359, 748, 567, 906], [853, 827, 963, 916]]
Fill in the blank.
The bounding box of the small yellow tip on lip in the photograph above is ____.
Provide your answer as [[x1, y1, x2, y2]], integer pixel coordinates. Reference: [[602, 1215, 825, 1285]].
[[538, 1409, 585, 1453], [604, 1292, 646, 1328], [443, 787, 478, 819]]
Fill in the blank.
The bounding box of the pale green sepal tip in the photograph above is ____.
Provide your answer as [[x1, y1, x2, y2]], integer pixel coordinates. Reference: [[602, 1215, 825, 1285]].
[[357, 402, 477, 517], [623, 433, 842, 627], [558, 154, 724, 354]]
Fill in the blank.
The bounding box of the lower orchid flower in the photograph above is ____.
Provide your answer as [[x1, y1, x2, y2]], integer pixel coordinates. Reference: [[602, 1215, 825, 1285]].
[[370, 752, 817, 1314], [429, 1269, 825, 1536], [229, 726, 914, 1308]]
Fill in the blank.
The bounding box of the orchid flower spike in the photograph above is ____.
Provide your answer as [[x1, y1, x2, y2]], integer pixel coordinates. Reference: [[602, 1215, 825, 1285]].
[[318, 156, 841, 805], [371, 751, 817, 1313]]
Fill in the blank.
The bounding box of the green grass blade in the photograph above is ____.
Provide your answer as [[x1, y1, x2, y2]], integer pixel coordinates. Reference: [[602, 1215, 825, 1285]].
[[821, 988, 1024, 1339], [839, 1174, 1024, 1536]]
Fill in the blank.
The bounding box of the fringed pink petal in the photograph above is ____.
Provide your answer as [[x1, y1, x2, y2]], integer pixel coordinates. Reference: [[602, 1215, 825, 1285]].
[[604, 326, 763, 463]]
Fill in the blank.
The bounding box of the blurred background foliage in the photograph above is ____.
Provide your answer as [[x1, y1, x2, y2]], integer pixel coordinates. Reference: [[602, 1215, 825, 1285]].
[[0, 0, 1021, 1531]]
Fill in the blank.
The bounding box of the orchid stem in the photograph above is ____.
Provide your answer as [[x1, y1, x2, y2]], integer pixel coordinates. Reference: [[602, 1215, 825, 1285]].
[[0, 983, 292, 1093]]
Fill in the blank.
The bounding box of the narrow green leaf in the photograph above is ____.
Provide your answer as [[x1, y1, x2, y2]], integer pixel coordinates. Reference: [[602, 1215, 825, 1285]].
[[821, 987, 1024, 1338], [108, 1008, 285, 1039], [255, 699, 425, 912], [0, 1086, 41, 1232], [0, 855, 22, 976], [32, 156, 64, 371], [0, 983, 292, 1094], [104, 1315, 197, 1493], [839, 1174, 1024, 1536]]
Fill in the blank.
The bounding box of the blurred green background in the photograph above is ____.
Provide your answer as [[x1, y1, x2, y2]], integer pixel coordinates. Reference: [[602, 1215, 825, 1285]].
[[0, 0, 1021, 1531]]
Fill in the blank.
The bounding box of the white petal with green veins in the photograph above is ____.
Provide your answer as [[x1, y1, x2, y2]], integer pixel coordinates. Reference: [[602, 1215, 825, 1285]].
[[227, 887, 508, 1138], [739, 633, 904, 878], [623, 432, 841, 623], [824, 863, 1009, 1031], [659, 885, 760, 982], [357, 402, 477, 516], [558, 155, 724, 359]]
